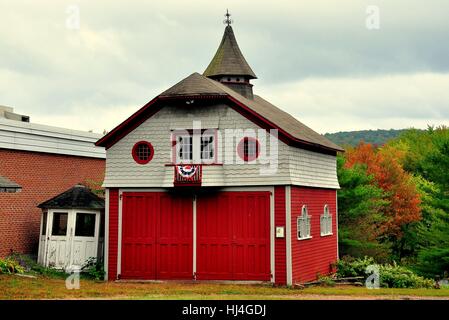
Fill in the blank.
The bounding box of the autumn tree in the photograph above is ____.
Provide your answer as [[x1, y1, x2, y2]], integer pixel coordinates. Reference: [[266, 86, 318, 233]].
[[344, 142, 421, 259], [337, 155, 389, 260]]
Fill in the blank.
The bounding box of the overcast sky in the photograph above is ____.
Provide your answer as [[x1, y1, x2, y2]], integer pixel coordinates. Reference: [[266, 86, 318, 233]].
[[1, 0, 448, 134]]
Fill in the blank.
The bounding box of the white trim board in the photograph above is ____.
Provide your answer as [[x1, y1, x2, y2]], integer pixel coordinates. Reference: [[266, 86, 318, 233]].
[[104, 189, 110, 281], [285, 185, 292, 286], [117, 190, 123, 279], [336, 192, 339, 260], [270, 189, 275, 283]]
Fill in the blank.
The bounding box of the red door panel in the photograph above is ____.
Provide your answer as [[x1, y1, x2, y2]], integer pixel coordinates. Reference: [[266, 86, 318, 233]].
[[232, 193, 271, 280], [121, 192, 193, 280], [157, 194, 193, 279], [197, 193, 233, 280], [197, 192, 271, 281], [121, 193, 158, 279]]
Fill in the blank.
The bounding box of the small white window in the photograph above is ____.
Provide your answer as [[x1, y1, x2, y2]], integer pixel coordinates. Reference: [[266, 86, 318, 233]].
[[201, 134, 214, 160], [320, 205, 333, 236], [297, 205, 312, 240], [177, 135, 193, 162]]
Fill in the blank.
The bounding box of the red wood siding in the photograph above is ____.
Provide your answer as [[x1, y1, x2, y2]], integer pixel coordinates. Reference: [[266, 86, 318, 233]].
[[120, 192, 193, 280], [196, 191, 270, 281], [108, 188, 119, 280], [274, 186, 286, 285], [291, 186, 337, 284]]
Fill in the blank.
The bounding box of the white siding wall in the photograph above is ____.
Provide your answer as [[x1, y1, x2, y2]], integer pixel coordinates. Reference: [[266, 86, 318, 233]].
[[289, 147, 340, 189], [104, 103, 338, 188], [0, 118, 105, 158]]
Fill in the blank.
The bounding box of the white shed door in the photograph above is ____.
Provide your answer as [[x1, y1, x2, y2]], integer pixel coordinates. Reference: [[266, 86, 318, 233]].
[[43, 210, 100, 270], [46, 212, 70, 269], [71, 212, 100, 267], [37, 212, 48, 265]]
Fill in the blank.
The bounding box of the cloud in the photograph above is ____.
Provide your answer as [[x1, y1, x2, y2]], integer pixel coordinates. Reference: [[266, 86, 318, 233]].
[[0, 0, 448, 134], [258, 72, 449, 133]]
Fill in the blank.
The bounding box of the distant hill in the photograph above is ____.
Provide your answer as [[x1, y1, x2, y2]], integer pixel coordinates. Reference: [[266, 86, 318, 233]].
[[324, 129, 410, 147]]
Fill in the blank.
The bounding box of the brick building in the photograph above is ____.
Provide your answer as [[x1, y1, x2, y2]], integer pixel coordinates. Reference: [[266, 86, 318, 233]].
[[0, 106, 105, 257]]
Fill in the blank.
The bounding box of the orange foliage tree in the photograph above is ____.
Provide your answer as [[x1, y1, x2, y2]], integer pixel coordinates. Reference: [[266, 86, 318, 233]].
[[345, 142, 421, 241]]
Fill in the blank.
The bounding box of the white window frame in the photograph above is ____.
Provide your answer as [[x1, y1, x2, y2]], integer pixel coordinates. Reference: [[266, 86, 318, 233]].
[[297, 205, 312, 240], [200, 133, 215, 161], [172, 129, 217, 164], [320, 204, 333, 236], [176, 135, 193, 163]]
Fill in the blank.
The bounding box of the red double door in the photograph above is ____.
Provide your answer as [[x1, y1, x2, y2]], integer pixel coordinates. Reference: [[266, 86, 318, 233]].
[[120, 192, 193, 279], [120, 191, 270, 281]]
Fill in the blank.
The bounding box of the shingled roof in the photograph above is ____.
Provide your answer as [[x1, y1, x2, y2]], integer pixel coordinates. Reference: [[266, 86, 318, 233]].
[[38, 184, 105, 210], [160, 72, 343, 151], [160, 72, 227, 97], [203, 26, 257, 79]]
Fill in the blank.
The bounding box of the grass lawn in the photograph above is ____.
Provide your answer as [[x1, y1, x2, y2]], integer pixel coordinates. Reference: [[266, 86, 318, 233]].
[[1, 274, 449, 300]]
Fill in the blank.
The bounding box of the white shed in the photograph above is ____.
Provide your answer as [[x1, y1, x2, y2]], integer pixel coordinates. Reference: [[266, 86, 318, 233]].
[[37, 184, 104, 271]]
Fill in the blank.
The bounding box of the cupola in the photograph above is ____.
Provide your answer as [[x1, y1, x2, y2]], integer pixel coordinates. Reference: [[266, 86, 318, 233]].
[[203, 10, 257, 99]]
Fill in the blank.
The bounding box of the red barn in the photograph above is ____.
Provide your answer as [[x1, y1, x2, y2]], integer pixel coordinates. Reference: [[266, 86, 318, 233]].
[[96, 20, 343, 285]]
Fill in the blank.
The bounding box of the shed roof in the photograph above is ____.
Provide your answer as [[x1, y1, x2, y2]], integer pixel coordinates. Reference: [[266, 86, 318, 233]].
[[38, 184, 105, 210], [203, 26, 257, 79]]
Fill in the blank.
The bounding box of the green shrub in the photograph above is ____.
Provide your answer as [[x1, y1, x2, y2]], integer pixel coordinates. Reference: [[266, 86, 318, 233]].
[[7, 253, 66, 278], [379, 263, 434, 288], [335, 256, 435, 288], [335, 256, 376, 278], [0, 258, 25, 274], [82, 257, 105, 280]]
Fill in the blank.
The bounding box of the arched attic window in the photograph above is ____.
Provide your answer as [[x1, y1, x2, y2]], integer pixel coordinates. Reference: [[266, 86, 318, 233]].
[[320, 205, 333, 236], [297, 205, 312, 240]]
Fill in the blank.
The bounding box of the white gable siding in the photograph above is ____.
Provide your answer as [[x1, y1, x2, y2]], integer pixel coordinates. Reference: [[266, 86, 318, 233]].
[[289, 147, 340, 189], [103, 103, 338, 189]]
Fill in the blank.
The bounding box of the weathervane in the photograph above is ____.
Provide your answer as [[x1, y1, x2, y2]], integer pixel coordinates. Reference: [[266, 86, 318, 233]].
[[223, 9, 233, 26]]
